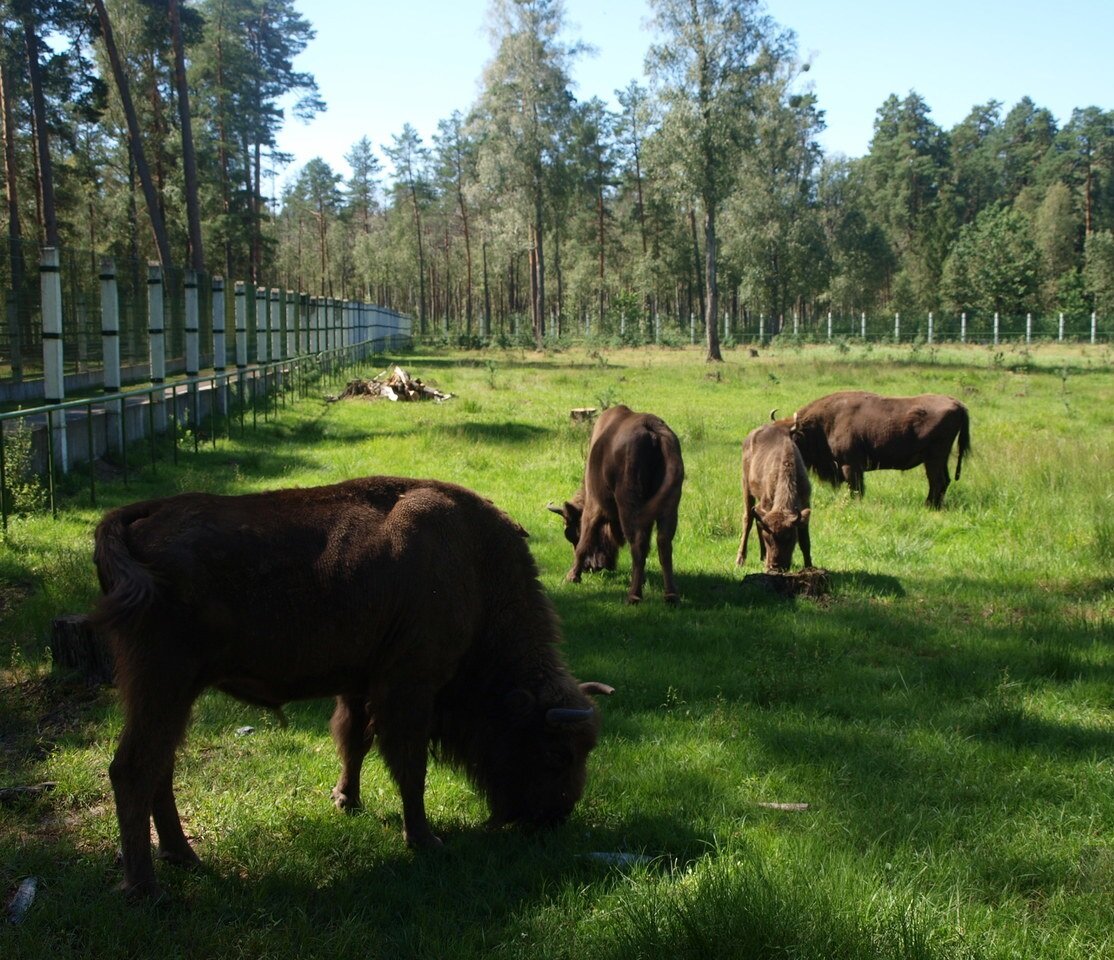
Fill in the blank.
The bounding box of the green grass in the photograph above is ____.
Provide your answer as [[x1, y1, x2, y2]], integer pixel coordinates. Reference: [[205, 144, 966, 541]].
[[1, 341, 1112, 959]]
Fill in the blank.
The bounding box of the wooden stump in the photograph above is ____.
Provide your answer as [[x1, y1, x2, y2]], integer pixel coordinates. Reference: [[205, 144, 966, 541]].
[[50, 614, 114, 685], [571, 407, 598, 423]]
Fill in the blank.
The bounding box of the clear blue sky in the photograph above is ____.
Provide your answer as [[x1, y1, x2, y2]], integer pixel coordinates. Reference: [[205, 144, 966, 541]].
[[270, 0, 1114, 193]]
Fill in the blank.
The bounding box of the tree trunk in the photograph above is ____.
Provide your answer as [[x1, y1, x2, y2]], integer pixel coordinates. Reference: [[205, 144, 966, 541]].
[[21, 13, 57, 246], [169, 0, 204, 272], [689, 207, 705, 321], [0, 60, 25, 381], [703, 203, 722, 361], [481, 237, 491, 338], [533, 187, 545, 348], [91, 0, 173, 268], [410, 182, 427, 334]]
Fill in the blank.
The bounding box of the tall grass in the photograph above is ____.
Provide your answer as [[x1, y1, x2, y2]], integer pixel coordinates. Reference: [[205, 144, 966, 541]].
[[1, 342, 1111, 959]]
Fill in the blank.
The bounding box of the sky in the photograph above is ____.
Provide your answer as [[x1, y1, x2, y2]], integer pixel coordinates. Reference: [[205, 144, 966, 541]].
[[270, 0, 1114, 193]]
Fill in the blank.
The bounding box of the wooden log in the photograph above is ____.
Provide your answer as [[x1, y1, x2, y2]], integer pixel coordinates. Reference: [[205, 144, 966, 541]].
[[49, 614, 114, 685]]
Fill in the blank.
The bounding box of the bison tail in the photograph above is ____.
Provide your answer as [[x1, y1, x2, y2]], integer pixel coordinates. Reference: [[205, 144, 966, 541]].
[[92, 508, 159, 634], [955, 408, 971, 481]]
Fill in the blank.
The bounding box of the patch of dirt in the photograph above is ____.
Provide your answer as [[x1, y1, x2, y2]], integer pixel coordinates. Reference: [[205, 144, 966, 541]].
[[741, 568, 832, 601]]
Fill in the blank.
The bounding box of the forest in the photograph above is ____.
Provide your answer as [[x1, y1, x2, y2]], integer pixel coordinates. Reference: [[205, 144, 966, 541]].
[[2, 0, 1113, 358]]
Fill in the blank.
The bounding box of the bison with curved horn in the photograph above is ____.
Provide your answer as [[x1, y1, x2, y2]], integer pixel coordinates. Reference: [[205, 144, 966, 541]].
[[93, 476, 613, 899], [782, 391, 970, 508]]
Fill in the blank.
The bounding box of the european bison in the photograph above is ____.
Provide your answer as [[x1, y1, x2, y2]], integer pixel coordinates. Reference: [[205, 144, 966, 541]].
[[736, 419, 813, 572], [93, 477, 612, 898], [550, 405, 684, 604], [784, 391, 970, 508]]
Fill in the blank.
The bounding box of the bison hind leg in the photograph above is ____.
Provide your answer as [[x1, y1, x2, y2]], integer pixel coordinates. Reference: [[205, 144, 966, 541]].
[[331, 695, 375, 812]]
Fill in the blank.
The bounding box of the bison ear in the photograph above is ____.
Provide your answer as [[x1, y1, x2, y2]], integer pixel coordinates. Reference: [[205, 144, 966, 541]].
[[798, 508, 812, 525], [579, 681, 614, 697]]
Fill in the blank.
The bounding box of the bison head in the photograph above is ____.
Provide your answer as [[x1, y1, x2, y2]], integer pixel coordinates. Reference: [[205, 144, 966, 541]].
[[458, 680, 613, 832], [547, 500, 618, 572], [753, 506, 811, 572]]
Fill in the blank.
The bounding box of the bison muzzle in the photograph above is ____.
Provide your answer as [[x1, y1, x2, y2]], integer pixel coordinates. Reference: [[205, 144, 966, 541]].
[[93, 476, 612, 899]]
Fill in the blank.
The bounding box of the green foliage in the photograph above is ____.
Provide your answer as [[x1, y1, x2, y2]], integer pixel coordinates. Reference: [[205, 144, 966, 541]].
[[942, 205, 1043, 315]]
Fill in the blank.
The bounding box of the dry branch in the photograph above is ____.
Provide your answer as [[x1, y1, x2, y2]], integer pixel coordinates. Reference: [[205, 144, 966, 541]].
[[334, 365, 453, 403]]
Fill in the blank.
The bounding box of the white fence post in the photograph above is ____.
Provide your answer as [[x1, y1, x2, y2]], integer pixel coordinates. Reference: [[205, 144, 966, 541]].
[[1026, 312, 1032, 344], [147, 263, 167, 433], [212, 277, 227, 415], [1058, 311, 1064, 342], [185, 269, 199, 378], [40, 248, 68, 471], [1092, 311, 1097, 344], [100, 256, 123, 455], [255, 287, 268, 363], [827, 311, 832, 341], [758, 313, 764, 343], [270, 288, 282, 361], [961, 311, 967, 344], [894, 312, 900, 343], [793, 311, 799, 337], [993, 311, 999, 346], [927, 312, 933, 344], [861, 311, 866, 339], [235, 281, 248, 371], [286, 290, 296, 358]]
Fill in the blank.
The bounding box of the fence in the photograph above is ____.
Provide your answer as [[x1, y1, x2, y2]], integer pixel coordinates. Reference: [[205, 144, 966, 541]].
[[0, 242, 411, 527]]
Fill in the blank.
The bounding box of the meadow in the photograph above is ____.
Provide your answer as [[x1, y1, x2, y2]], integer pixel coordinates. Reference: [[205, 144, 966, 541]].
[[1, 339, 1111, 959]]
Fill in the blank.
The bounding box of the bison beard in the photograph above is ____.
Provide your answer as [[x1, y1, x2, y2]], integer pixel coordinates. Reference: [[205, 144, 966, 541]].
[[93, 476, 612, 899]]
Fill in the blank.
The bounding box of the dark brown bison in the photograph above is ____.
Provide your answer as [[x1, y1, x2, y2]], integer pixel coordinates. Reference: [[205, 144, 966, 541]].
[[550, 404, 684, 604], [736, 420, 813, 572], [783, 391, 970, 508], [93, 477, 612, 898]]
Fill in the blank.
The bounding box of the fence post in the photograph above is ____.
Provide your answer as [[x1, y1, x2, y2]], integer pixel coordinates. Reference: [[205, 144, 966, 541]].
[[100, 257, 123, 455], [40, 248, 68, 472], [1026, 312, 1032, 344], [961, 311, 967, 344], [286, 290, 296, 358], [758, 313, 764, 343], [927, 312, 933, 344], [827, 311, 832, 341], [689, 312, 695, 345], [1092, 311, 1097, 344], [860, 311, 866, 339], [185, 269, 199, 378], [270, 288, 282, 361], [894, 312, 900, 343], [212, 277, 226, 414], [147, 262, 167, 434], [1058, 311, 1064, 342], [234, 281, 247, 371], [256, 286, 269, 363], [793, 311, 799, 338], [993, 312, 999, 346]]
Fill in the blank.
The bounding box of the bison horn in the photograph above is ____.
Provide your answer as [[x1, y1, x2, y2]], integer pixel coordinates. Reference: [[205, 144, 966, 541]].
[[769, 408, 778, 421], [579, 682, 615, 696], [546, 502, 565, 516], [546, 707, 595, 724]]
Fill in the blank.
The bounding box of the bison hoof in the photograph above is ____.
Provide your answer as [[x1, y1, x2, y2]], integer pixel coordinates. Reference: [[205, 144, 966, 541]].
[[331, 787, 361, 812], [156, 844, 201, 869], [625, 594, 642, 605], [117, 878, 165, 901], [565, 570, 581, 584], [664, 592, 680, 605], [404, 828, 444, 850]]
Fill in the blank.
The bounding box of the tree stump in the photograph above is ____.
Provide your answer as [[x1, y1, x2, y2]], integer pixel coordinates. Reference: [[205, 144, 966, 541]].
[[50, 614, 114, 685], [571, 407, 598, 423]]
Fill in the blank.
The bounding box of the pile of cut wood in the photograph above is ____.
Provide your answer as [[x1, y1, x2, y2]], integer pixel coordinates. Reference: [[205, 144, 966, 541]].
[[331, 365, 454, 403]]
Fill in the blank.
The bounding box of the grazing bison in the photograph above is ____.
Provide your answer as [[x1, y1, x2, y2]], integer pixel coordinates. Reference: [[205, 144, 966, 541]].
[[784, 391, 970, 508], [93, 477, 613, 898], [736, 419, 813, 572], [550, 405, 684, 604]]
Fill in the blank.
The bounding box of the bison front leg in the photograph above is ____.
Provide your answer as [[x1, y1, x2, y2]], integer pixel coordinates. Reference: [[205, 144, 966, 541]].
[[841, 463, 865, 498], [376, 689, 442, 849], [736, 498, 755, 567], [330, 695, 375, 811], [799, 520, 813, 569]]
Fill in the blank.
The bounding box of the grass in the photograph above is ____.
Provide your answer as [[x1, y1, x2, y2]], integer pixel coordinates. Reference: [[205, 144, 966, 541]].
[[1, 340, 1112, 959]]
